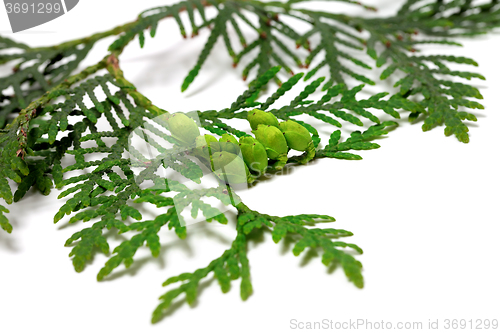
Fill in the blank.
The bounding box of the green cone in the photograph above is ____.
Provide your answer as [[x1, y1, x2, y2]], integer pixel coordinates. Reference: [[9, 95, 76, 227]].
[[166, 113, 200, 146], [239, 136, 268, 176], [220, 133, 238, 145], [198, 134, 218, 145], [279, 120, 312, 151], [219, 133, 240, 155], [193, 134, 218, 168], [247, 109, 280, 130], [252, 124, 288, 170], [279, 120, 315, 164], [211, 151, 253, 184]]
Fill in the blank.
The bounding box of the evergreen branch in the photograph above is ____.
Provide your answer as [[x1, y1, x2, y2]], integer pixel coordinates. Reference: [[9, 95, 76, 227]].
[[152, 201, 362, 322], [361, 2, 494, 142], [152, 226, 249, 323], [0, 21, 138, 130], [109, 0, 214, 51], [0, 0, 498, 325], [317, 121, 399, 159]]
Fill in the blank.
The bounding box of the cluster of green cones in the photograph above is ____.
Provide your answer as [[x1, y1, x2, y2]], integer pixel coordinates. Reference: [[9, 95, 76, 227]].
[[165, 110, 316, 184]]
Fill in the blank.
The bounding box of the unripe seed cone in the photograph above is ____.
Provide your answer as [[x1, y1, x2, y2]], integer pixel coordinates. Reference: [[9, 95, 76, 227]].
[[219, 134, 240, 155], [207, 141, 222, 153], [206, 142, 223, 170], [239, 136, 268, 175], [252, 124, 288, 169], [197, 134, 218, 146], [247, 109, 279, 130], [220, 134, 238, 145], [220, 142, 240, 155], [211, 151, 253, 184], [278, 120, 312, 151], [194, 134, 218, 154], [193, 134, 218, 168], [166, 113, 200, 146]]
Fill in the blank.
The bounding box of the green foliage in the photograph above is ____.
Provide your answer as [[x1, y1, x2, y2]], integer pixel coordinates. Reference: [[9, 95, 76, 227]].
[[171, 0, 498, 140], [360, 0, 499, 142], [152, 227, 250, 323], [0, 204, 11, 233], [0, 0, 498, 324], [270, 214, 363, 288], [180, 0, 305, 90], [300, 15, 375, 88], [318, 121, 399, 160], [199, 70, 418, 157], [0, 29, 124, 129], [109, 0, 212, 52], [152, 204, 361, 323], [28, 71, 233, 274]]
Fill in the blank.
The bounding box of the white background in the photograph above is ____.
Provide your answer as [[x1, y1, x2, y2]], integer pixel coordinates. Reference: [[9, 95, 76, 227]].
[[1, 1, 499, 332]]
